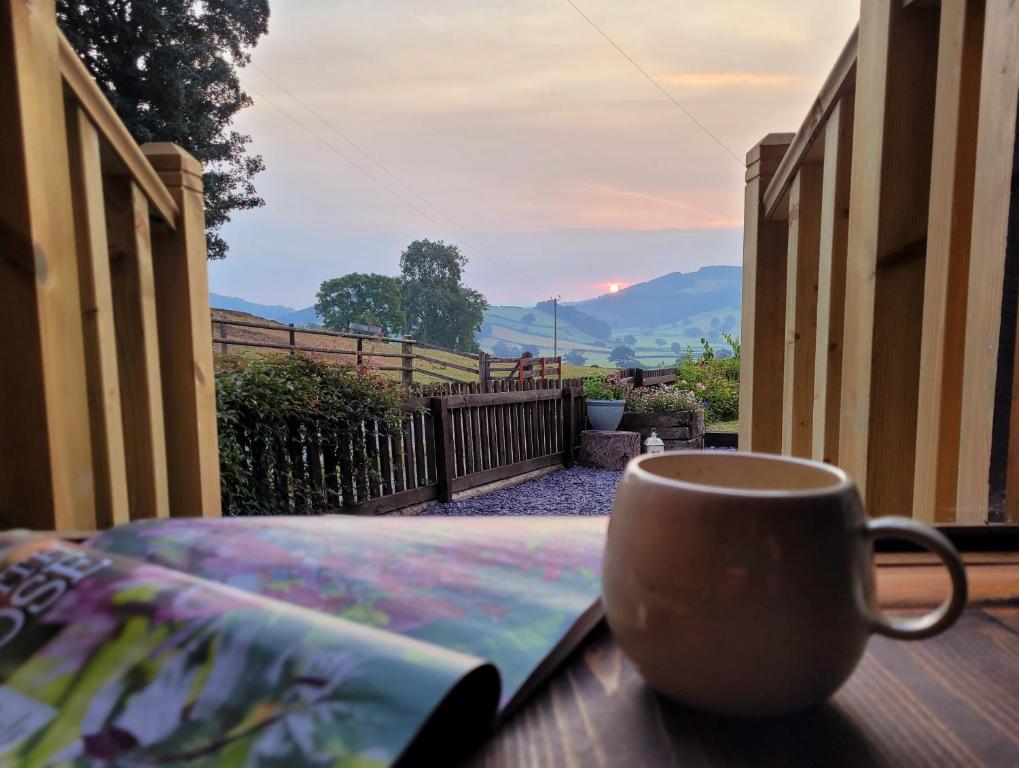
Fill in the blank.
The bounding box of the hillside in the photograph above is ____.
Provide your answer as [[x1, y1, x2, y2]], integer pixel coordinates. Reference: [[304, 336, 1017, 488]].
[[576, 265, 741, 328], [210, 293, 319, 327], [212, 265, 743, 368], [479, 265, 742, 366]]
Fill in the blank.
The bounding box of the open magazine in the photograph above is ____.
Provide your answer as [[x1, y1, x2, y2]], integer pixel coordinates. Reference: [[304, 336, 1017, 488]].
[[0, 516, 607, 766]]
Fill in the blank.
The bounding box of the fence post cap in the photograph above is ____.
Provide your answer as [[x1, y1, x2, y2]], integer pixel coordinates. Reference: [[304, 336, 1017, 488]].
[[141, 142, 202, 172]]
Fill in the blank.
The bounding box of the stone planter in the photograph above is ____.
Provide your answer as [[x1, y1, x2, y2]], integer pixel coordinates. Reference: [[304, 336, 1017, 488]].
[[586, 399, 626, 431], [619, 410, 705, 451]]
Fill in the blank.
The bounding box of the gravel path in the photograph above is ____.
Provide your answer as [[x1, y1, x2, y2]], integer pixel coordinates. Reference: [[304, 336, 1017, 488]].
[[422, 466, 622, 516]]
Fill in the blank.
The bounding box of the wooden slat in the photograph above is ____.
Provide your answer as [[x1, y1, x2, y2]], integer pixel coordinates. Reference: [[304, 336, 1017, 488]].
[[782, 162, 824, 458], [66, 106, 130, 528], [450, 454, 563, 494], [0, 0, 96, 531], [958, 0, 1019, 523], [912, 0, 985, 523], [763, 29, 859, 219], [839, 0, 939, 516], [414, 412, 428, 486], [401, 423, 415, 490], [106, 177, 170, 520], [739, 134, 793, 454], [812, 97, 855, 465], [142, 143, 221, 518], [57, 35, 177, 226], [472, 405, 484, 473], [431, 398, 454, 501]]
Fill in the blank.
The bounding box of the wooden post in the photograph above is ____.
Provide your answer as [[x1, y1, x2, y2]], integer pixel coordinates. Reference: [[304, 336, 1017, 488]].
[[563, 387, 576, 468], [106, 176, 171, 520], [478, 351, 490, 386], [782, 163, 824, 458], [913, 0, 985, 523], [288, 323, 296, 355], [812, 97, 855, 465], [217, 321, 229, 354], [957, 0, 1019, 523], [740, 133, 794, 454], [401, 337, 414, 388], [839, 0, 939, 516], [0, 0, 97, 530], [431, 397, 455, 502], [142, 142, 221, 518], [66, 105, 130, 529], [356, 337, 363, 367]]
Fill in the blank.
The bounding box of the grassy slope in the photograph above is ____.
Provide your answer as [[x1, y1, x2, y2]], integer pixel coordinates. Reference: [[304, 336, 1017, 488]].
[[481, 303, 740, 366], [211, 310, 603, 384]]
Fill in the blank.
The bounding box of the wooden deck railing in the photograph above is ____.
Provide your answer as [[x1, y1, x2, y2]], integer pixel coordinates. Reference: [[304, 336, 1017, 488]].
[[2, 3, 219, 531], [740, 0, 1019, 524]]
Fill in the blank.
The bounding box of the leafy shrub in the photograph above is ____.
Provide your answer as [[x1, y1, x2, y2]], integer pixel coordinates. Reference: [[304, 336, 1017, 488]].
[[676, 335, 740, 422], [216, 354, 404, 515], [582, 373, 628, 400], [625, 386, 700, 414]]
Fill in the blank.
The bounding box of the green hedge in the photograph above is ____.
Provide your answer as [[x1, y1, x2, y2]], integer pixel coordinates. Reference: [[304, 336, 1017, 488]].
[[216, 355, 405, 515]]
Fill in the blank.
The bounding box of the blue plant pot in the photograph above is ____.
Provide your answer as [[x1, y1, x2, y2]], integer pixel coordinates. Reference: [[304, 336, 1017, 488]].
[[587, 399, 626, 431]]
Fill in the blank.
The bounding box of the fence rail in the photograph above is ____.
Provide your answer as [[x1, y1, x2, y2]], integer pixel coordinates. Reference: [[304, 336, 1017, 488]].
[[210, 314, 563, 386]]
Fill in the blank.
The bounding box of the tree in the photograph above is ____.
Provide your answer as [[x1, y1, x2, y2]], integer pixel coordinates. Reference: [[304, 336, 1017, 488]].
[[521, 344, 541, 357], [609, 346, 635, 366], [492, 341, 522, 358], [521, 313, 536, 325], [400, 240, 489, 352], [58, 1, 269, 260], [624, 334, 637, 346], [671, 342, 683, 355], [655, 338, 666, 349], [316, 274, 404, 335], [564, 349, 588, 366]]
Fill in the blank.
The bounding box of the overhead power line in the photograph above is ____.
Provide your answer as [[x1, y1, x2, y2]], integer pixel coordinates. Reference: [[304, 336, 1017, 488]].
[[563, 0, 745, 168], [246, 83, 489, 260], [249, 63, 504, 261]]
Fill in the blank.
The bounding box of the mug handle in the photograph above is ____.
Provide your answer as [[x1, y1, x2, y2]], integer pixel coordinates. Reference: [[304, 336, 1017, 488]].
[[862, 517, 968, 640]]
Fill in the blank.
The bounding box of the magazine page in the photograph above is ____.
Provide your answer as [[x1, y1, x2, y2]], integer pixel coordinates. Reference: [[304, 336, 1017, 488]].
[[0, 532, 498, 767], [89, 515, 608, 715]]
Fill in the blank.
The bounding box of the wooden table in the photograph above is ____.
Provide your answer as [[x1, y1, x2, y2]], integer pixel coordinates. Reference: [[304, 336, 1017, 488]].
[[466, 556, 1019, 767]]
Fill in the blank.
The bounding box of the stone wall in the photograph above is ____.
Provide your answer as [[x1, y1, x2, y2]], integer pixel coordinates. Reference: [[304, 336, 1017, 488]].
[[619, 411, 705, 451]]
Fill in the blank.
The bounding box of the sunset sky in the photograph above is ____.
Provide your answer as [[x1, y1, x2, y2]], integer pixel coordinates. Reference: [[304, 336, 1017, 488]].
[[209, 0, 859, 308]]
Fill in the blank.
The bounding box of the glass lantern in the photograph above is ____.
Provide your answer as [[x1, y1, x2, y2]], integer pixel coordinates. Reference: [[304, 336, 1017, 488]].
[[645, 430, 665, 454]]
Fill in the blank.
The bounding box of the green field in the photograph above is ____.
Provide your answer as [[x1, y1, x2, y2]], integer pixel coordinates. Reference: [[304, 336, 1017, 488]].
[[480, 304, 740, 367]]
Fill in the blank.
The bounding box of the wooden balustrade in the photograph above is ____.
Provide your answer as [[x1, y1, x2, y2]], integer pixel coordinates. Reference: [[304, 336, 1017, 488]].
[[1, 1, 219, 531], [740, 0, 1019, 523]]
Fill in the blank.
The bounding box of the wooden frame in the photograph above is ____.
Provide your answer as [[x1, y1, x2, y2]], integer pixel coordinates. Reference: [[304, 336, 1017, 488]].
[[739, 134, 793, 453], [740, 0, 1019, 523], [1, 2, 221, 530]]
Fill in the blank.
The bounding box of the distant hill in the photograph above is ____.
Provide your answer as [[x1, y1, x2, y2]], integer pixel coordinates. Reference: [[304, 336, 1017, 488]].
[[479, 265, 742, 366], [209, 293, 319, 327], [213, 265, 743, 367], [575, 265, 742, 328]]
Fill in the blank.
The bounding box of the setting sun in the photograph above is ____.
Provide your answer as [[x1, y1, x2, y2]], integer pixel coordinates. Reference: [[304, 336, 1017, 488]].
[[609, 283, 620, 293]]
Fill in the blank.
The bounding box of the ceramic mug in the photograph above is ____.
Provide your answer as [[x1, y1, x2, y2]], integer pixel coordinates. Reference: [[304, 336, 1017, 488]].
[[602, 451, 967, 717]]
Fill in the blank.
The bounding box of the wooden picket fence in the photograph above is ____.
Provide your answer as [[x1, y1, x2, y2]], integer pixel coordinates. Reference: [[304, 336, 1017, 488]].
[[222, 379, 586, 516]]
